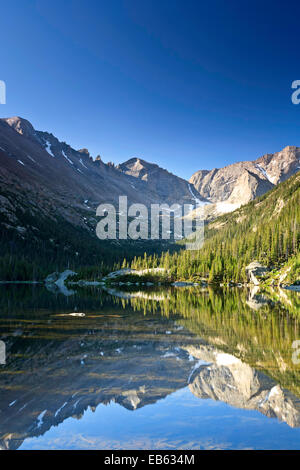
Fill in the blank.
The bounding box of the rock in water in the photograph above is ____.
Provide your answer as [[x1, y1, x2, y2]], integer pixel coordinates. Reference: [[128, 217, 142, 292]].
[[246, 262, 268, 285], [45, 272, 60, 284]]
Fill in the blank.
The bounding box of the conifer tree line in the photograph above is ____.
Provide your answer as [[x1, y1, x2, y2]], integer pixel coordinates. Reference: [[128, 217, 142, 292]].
[[0, 204, 178, 280], [130, 174, 300, 283], [0, 173, 298, 282]]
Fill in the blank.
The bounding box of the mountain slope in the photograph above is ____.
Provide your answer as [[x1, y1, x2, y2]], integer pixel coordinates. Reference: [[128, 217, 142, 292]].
[[1, 116, 299, 281], [190, 146, 300, 217], [132, 172, 300, 284], [117, 157, 206, 205], [0, 117, 202, 279], [1, 116, 204, 208]]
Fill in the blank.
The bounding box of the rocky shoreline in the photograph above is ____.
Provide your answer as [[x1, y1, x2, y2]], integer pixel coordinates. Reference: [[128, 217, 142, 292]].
[[40, 265, 299, 291], [0, 262, 298, 290]]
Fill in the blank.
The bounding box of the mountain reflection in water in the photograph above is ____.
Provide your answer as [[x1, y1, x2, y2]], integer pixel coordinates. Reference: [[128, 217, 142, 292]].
[[0, 284, 300, 450]]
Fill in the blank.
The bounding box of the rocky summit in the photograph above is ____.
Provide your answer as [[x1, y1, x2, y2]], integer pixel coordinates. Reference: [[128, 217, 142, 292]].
[[190, 146, 300, 217]]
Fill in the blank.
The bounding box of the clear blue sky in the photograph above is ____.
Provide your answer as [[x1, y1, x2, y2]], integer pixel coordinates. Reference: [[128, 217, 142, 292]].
[[1, 0, 300, 179]]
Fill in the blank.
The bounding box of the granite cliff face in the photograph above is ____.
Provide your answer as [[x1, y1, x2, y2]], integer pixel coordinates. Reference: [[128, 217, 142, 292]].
[[190, 146, 300, 216]]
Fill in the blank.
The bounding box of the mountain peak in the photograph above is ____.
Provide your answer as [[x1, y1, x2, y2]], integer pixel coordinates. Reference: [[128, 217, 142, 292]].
[[282, 145, 298, 152], [2, 116, 36, 140], [118, 158, 161, 176], [78, 148, 90, 158], [121, 157, 157, 167]]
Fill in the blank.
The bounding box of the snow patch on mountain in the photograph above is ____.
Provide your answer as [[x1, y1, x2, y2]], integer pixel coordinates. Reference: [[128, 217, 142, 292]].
[[45, 141, 55, 157], [62, 150, 73, 165], [79, 158, 88, 169], [255, 164, 276, 184], [36, 410, 47, 428]]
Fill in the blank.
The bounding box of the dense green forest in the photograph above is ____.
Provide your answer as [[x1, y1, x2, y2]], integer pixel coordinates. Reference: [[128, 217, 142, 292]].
[[0, 191, 178, 281], [0, 172, 299, 283], [130, 173, 300, 284]]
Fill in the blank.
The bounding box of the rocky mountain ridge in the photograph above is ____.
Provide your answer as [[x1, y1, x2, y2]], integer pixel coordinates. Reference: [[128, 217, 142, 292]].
[[1, 116, 203, 208], [190, 145, 300, 216], [0, 115, 299, 276], [2, 116, 300, 223], [0, 116, 204, 273]]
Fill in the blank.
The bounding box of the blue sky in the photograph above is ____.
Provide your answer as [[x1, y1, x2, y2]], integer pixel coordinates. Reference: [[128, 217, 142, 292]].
[[1, 0, 300, 179]]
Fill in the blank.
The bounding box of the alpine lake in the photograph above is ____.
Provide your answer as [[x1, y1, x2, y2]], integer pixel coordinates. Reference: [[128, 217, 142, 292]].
[[0, 282, 300, 450]]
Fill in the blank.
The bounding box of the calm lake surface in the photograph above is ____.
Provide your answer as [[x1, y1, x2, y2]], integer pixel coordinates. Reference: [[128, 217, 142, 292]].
[[0, 283, 300, 450]]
